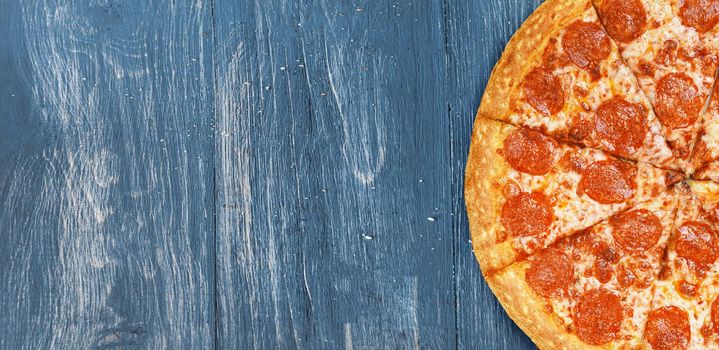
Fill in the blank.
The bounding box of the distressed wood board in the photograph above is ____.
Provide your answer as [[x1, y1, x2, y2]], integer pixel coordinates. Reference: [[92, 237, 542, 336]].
[[0, 0, 540, 349]]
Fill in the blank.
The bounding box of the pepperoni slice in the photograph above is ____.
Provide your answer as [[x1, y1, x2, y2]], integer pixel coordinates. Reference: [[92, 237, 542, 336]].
[[655, 73, 702, 130], [572, 288, 623, 345], [645, 306, 691, 350], [562, 21, 611, 70], [593, 258, 613, 283], [617, 265, 635, 287], [525, 248, 574, 298], [501, 192, 553, 237], [679, 0, 719, 33], [675, 221, 719, 264], [609, 209, 662, 253], [524, 67, 564, 115], [594, 97, 647, 157], [502, 128, 557, 175], [598, 0, 647, 42], [578, 159, 636, 204]]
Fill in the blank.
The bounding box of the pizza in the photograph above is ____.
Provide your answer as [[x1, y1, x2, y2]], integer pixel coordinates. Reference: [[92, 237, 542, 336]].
[[646, 181, 719, 349], [693, 92, 719, 180], [594, 0, 719, 163], [465, 0, 719, 348], [468, 118, 680, 272]]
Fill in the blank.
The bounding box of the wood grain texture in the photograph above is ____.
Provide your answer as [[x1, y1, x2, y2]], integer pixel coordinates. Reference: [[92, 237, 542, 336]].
[[0, 0, 541, 349], [213, 0, 456, 348], [446, 1, 541, 349], [0, 0, 215, 348]]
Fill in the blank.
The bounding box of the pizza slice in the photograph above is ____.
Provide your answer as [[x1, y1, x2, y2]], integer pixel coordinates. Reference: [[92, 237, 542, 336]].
[[691, 87, 719, 181], [594, 0, 719, 164], [645, 181, 719, 349], [486, 189, 679, 348], [480, 0, 679, 169], [465, 118, 680, 273]]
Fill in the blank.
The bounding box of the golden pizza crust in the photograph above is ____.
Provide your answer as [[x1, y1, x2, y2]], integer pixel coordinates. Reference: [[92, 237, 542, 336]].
[[467, 0, 593, 275], [487, 263, 609, 350], [466, 0, 719, 347], [466, 1, 641, 348], [478, 0, 590, 122], [464, 118, 518, 274]]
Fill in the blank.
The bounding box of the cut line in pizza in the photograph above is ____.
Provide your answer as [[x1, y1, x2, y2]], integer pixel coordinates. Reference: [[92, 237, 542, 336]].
[[465, 0, 719, 349]]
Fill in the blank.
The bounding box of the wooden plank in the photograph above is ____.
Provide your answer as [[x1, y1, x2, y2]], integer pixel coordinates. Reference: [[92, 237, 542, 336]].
[[0, 1, 215, 348], [213, 0, 455, 348], [0, 0, 552, 348], [445, 0, 542, 348]]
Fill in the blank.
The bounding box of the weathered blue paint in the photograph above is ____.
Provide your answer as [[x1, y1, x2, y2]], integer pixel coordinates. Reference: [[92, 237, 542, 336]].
[[0, 0, 540, 349], [0, 0, 215, 348], [447, 1, 542, 348]]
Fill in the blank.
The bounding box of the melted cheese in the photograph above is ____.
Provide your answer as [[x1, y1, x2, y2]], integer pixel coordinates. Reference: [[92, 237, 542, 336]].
[[505, 145, 618, 255], [613, 0, 719, 174], [545, 192, 676, 347], [648, 183, 719, 348], [507, 6, 678, 168], [503, 143, 669, 257]]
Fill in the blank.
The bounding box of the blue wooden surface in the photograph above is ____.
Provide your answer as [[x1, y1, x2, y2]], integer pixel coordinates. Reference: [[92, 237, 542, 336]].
[[0, 0, 539, 349]]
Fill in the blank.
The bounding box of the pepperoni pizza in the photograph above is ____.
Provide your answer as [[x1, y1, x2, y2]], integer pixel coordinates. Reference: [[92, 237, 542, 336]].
[[466, 0, 719, 349]]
